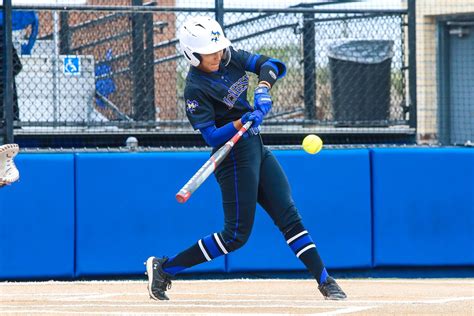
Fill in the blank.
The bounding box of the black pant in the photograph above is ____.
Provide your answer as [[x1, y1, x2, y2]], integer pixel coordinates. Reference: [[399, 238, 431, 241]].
[[214, 134, 302, 252]]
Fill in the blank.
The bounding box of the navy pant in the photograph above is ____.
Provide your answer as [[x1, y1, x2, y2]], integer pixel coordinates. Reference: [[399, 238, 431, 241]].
[[214, 134, 302, 252], [161, 134, 325, 279]]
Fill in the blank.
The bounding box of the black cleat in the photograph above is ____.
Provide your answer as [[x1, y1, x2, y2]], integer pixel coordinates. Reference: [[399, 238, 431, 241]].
[[145, 256, 172, 300], [318, 276, 347, 300]]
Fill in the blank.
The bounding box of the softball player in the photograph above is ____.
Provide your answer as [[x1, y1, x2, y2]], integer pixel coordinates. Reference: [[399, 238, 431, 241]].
[[0, 143, 20, 187], [146, 16, 346, 301]]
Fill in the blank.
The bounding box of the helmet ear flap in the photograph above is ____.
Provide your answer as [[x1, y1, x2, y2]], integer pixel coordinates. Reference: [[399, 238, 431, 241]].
[[222, 47, 231, 66], [182, 46, 201, 67], [193, 53, 202, 63]]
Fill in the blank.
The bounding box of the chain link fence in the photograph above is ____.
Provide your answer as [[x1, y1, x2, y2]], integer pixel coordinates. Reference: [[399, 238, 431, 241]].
[[1, 0, 473, 148]]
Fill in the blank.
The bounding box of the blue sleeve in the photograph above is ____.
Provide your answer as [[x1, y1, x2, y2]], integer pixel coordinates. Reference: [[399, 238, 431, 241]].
[[199, 122, 238, 147]]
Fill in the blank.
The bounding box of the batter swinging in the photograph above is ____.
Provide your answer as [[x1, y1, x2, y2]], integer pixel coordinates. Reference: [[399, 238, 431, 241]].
[[145, 16, 346, 301]]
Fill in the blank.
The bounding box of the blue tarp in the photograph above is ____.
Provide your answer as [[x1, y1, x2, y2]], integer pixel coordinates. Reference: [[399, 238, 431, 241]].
[[0, 11, 39, 55]]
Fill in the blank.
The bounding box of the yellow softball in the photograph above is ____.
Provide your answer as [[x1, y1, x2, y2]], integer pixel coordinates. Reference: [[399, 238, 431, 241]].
[[302, 134, 323, 154]]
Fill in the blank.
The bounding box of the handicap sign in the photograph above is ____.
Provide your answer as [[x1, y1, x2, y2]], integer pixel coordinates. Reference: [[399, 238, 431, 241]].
[[63, 56, 81, 75]]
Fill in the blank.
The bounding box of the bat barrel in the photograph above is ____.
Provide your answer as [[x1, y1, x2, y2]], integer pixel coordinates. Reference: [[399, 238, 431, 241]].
[[174, 121, 253, 204]]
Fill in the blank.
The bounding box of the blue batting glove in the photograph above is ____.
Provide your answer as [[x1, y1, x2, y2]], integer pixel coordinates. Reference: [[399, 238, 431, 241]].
[[241, 110, 264, 128], [254, 86, 272, 116]]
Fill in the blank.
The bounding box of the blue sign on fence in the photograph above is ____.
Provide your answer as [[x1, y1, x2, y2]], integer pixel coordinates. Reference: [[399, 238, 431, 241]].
[[63, 56, 81, 75]]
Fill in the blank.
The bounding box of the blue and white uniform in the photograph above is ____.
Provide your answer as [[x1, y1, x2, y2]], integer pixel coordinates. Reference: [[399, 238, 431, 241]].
[[146, 16, 346, 302], [162, 47, 329, 284]]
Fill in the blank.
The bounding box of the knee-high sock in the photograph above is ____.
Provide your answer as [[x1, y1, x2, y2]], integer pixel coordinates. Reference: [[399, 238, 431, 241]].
[[162, 233, 228, 276], [284, 222, 328, 284]]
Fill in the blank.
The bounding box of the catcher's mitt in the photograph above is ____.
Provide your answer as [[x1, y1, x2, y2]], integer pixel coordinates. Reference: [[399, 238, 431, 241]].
[[0, 143, 20, 187]]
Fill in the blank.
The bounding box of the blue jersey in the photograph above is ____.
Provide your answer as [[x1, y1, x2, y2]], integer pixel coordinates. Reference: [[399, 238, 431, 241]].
[[184, 47, 261, 130]]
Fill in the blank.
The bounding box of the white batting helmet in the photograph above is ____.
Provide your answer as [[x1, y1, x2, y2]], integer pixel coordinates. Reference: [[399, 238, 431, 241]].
[[178, 16, 232, 67]]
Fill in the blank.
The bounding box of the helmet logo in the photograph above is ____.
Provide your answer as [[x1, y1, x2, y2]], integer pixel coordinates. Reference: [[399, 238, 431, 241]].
[[211, 31, 221, 42]]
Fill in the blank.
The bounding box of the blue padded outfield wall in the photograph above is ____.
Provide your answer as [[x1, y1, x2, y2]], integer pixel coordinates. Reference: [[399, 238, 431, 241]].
[[0, 148, 472, 279], [226, 150, 372, 271], [0, 154, 75, 279], [371, 148, 474, 266], [75, 152, 225, 277]]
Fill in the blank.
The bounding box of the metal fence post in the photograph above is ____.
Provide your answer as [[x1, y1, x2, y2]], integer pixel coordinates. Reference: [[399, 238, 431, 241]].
[[144, 5, 156, 121], [59, 11, 70, 55], [2, 0, 14, 144], [215, 0, 224, 27], [302, 12, 316, 121], [132, 0, 146, 121], [408, 0, 417, 132]]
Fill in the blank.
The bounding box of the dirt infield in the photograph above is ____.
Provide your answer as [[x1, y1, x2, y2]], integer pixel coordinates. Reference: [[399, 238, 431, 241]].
[[0, 278, 472, 315]]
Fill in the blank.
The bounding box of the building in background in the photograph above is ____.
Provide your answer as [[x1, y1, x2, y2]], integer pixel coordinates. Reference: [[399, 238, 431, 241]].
[[416, 0, 474, 145]]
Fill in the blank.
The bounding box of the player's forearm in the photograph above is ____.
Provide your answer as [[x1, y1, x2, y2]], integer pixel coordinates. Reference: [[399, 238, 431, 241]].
[[233, 118, 243, 130], [200, 122, 238, 147], [258, 80, 272, 89]]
